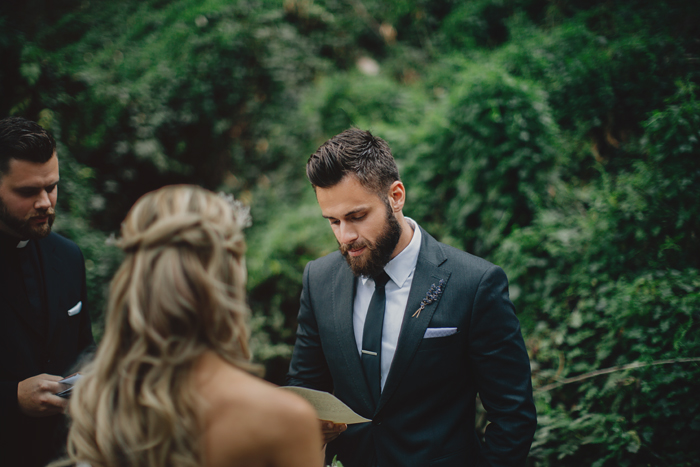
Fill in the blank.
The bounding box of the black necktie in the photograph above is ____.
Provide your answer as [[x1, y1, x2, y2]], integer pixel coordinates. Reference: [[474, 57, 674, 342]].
[[361, 271, 391, 406]]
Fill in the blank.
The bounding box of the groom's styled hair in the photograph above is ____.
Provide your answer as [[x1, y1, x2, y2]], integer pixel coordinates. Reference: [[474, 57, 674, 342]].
[[306, 128, 400, 196]]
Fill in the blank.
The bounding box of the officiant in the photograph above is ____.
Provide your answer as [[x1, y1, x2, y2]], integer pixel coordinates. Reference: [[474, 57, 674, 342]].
[[0, 116, 94, 467]]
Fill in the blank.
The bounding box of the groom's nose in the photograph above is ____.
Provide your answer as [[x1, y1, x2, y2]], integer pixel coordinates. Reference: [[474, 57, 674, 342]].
[[338, 222, 359, 245]]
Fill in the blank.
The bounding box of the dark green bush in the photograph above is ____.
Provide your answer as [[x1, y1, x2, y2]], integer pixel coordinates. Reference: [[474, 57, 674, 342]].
[[440, 0, 511, 50], [402, 63, 560, 257], [495, 88, 700, 466]]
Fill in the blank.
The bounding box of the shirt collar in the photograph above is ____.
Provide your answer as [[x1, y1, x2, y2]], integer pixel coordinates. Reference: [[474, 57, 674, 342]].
[[361, 217, 422, 289], [0, 230, 30, 249]]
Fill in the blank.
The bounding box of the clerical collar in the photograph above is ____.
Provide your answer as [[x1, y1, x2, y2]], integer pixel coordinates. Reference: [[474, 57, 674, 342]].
[[0, 231, 30, 249]]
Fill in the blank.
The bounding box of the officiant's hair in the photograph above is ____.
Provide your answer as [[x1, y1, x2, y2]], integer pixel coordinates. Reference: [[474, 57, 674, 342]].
[[56, 185, 256, 467], [0, 116, 56, 175], [307, 128, 400, 197]]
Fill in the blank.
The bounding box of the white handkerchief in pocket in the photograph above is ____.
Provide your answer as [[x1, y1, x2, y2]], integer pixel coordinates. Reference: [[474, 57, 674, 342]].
[[423, 327, 457, 339], [67, 301, 82, 316]]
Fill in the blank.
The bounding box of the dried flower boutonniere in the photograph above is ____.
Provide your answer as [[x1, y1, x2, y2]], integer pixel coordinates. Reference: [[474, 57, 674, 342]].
[[412, 279, 446, 318]]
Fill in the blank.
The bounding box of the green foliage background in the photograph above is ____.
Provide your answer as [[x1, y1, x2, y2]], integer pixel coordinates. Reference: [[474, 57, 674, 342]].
[[2, 0, 699, 464]]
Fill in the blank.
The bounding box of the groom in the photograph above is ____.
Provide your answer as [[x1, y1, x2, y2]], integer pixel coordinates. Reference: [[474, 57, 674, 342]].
[[287, 128, 536, 466]]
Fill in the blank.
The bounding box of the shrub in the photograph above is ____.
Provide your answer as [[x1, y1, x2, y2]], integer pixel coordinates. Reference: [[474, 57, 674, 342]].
[[495, 88, 700, 466], [402, 62, 560, 257]]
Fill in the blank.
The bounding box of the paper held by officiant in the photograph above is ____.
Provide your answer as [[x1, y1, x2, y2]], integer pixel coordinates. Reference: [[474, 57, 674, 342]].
[[280, 386, 371, 424]]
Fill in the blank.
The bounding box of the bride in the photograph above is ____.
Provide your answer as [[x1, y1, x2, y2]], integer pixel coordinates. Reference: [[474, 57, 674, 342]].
[[54, 185, 323, 467]]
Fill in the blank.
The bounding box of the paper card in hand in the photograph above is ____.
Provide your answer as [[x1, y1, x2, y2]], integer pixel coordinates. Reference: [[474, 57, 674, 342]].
[[56, 373, 83, 399], [280, 386, 371, 424]]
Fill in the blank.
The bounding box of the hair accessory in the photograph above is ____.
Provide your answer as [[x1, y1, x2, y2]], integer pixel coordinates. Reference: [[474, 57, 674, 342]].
[[412, 279, 446, 318], [218, 192, 252, 228]]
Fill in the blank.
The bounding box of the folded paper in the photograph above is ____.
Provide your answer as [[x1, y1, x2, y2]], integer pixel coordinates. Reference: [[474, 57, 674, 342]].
[[280, 386, 371, 424]]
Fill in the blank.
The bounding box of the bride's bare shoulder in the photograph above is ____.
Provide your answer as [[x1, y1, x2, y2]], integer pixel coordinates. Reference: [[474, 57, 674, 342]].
[[194, 353, 322, 467], [195, 353, 312, 417]]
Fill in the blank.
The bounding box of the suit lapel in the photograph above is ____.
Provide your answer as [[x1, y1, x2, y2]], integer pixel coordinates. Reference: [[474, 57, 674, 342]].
[[332, 262, 375, 412], [39, 237, 62, 350], [377, 229, 451, 413]]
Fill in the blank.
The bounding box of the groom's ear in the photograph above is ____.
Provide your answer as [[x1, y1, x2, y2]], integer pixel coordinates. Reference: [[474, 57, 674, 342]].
[[387, 180, 406, 212]]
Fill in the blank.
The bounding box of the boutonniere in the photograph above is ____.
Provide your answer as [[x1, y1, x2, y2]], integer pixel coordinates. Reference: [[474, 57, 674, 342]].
[[412, 279, 446, 318]]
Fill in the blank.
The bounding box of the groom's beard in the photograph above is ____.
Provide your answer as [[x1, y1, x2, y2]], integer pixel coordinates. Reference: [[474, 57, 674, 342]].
[[0, 196, 55, 239], [339, 203, 402, 278]]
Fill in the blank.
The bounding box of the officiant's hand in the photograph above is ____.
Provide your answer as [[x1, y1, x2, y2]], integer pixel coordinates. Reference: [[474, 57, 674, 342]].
[[320, 420, 347, 444], [17, 374, 69, 417]]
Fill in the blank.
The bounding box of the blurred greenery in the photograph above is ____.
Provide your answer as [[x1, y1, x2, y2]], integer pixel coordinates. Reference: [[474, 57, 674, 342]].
[[2, 0, 699, 464]]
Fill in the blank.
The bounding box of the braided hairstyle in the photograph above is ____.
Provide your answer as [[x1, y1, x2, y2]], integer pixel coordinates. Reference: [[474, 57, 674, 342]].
[[57, 185, 255, 467]]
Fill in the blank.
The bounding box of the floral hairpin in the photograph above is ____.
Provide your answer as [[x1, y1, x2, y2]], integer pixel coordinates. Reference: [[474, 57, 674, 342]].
[[412, 279, 446, 318], [218, 192, 253, 228]]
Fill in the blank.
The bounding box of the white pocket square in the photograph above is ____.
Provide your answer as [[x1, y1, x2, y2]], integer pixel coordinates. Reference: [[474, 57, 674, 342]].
[[67, 301, 82, 316], [423, 327, 457, 338]]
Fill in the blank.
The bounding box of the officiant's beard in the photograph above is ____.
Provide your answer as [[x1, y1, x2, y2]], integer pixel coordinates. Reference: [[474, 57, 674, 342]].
[[339, 203, 402, 278], [0, 195, 55, 240]]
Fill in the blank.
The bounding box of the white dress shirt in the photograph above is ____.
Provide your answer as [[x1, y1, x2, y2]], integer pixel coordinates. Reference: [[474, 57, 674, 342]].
[[353, 217, 422, 391]]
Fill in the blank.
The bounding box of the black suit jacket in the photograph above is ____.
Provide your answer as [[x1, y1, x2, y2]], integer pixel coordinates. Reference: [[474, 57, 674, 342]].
[[287, 227, 536, 467], [0, 232, 94, 467]]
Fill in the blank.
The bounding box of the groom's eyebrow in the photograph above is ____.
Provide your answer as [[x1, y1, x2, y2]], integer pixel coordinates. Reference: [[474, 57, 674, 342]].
[[323, 207, 367, 219]]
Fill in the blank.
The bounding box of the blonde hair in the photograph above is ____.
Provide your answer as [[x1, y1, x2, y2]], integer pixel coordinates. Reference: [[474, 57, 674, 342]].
[[57, 185, 255, 467]]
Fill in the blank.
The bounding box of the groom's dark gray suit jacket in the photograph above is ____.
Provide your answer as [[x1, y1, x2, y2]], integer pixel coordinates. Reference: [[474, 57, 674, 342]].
[[287, 227, 536, 467]]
